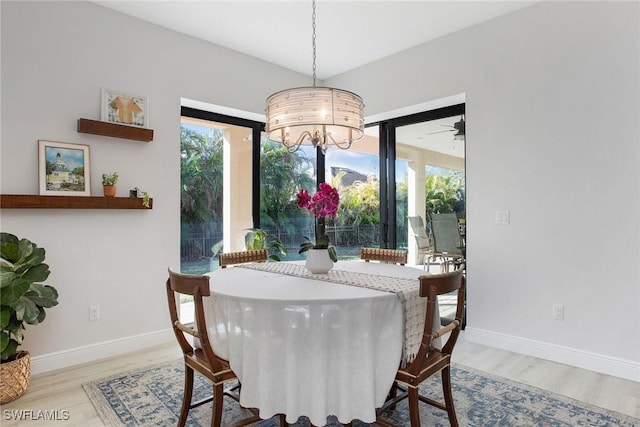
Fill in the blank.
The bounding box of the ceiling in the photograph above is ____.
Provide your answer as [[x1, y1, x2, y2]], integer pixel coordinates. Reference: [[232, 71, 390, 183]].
[[92, 1, 536, 159], [93, 1, 535, 80]]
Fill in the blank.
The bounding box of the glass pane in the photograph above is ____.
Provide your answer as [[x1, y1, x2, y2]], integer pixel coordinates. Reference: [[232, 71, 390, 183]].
[[325, 127, 381, 259], [180, 117, 224, 274], [396, 114, 465, 266], [259, 137, 317, 261], [180, 117, 254, 273], [396, 158, 409, 251]]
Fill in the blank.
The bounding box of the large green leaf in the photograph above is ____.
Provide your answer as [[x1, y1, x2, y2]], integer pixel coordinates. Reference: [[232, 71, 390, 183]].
[[1, 339, 18, 361], [0, 306, 9, 328], [0, 233, 19, 263], [13, 241, 38, 274], [15, 297, 40, 324], [0, 331, 8, 352], [17, 238, 34, 261], [22, 263, 51, 285], [26, 284, 59, 308], [0, 278, 30, 307], [0, 268, 17, 288]]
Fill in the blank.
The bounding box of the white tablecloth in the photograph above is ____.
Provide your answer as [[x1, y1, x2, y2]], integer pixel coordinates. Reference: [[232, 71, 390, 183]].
[[205, 261, 427, 425]]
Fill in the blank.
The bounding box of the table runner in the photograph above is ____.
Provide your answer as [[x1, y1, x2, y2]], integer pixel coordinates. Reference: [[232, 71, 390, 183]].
[[236, 262, 427, 364]]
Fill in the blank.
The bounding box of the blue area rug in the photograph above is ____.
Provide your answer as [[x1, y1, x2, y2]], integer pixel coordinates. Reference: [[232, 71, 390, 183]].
[[83, 360, 638, 426]]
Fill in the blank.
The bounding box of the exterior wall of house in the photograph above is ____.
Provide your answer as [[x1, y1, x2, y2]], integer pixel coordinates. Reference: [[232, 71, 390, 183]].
[[2, 1, 638, 380]]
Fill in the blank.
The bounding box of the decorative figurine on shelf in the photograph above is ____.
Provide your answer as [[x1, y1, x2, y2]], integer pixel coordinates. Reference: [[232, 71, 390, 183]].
[[129, 187, 150, 208], [101, 172, 118, 197]]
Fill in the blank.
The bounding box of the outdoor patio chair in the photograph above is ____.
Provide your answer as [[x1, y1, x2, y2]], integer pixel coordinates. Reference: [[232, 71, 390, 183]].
[[408, 216, 434, 268], [429, 213, 465, 272]]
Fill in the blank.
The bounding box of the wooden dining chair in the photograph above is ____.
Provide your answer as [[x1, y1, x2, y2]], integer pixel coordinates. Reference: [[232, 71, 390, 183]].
[[166, 268, 286, 427], [360, 248, 408, 265], [375, 265, 466, 427], [219, 249, 268, 268]]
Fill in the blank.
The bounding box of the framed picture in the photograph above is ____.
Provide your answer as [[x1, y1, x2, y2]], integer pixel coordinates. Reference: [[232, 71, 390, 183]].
[[101, 88, 148, 128], [38, 140, 91, 196]]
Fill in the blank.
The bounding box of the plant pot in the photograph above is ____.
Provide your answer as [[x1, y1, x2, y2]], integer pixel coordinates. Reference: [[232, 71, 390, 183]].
[[305, 249, 334, 274], [103, 185, 116, 197], [0, 351, 31, 404]]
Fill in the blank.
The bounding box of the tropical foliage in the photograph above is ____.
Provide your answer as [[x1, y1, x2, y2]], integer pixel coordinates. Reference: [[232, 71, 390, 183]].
[[425, 172, 465, 217], [180, 127, 223, 228]]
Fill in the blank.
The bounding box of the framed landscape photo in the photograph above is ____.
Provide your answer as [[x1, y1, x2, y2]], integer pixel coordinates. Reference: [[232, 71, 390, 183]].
[[38, 140, 91, 196], [101, 88, 148, 128]]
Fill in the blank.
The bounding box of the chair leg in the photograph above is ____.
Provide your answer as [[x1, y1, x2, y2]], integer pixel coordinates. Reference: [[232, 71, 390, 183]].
[[178, 366, 194, 427], [278, 414, 287, 427], [442, 367, 459, 427], [211, 383, 224, 427], [408, 385, 421, 427], [388, 381, 398, 410]]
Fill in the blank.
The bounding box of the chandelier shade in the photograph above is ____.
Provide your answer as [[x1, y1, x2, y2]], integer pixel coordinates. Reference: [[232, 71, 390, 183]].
[[265, 86, 364, 153], [264, 0, 365, 153]]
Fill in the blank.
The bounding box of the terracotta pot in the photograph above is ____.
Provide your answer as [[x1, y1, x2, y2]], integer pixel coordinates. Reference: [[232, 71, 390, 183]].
[[103, 185, 116, 197], [0, 351, 31, 404]]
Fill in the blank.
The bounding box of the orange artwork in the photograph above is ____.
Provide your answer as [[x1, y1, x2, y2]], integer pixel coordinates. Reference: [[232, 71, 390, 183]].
[[102, 89, 147, 127], [110, 96, 142, 124]]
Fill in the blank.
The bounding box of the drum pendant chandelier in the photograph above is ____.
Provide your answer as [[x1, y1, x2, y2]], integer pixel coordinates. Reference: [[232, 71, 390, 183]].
[[265, 0, 365, 154]]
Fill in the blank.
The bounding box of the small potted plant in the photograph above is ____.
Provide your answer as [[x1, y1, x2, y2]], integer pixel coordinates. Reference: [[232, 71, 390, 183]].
[[0, 232, 59, 403], [102, 172, 118, 197], [129, 187, 150, 208]]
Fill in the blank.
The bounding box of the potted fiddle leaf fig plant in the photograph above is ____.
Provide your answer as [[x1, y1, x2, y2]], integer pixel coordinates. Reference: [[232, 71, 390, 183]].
[[101, 172, 118, 197], [0, 232, 59, 403]]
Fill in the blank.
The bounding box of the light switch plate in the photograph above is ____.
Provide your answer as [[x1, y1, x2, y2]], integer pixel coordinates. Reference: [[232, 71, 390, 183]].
[[495, 210, 510, 225]]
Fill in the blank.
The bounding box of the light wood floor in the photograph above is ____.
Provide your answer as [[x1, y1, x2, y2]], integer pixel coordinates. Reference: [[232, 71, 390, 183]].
[[2, 332, 638, 426]]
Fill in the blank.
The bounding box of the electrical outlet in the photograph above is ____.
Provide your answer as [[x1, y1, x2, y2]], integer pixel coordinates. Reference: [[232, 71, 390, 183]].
[[89, 305, 100, 321], [553, 304, 564, 320], [495, 210, 510, 225]]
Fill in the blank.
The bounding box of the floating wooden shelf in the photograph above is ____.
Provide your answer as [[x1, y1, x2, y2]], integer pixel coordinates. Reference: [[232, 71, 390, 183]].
[[77, 118, 153, 142], [0, 195, 153, 210]]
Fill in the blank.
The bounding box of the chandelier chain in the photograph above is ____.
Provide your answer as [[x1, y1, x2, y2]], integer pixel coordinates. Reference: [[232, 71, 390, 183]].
[[312, 0, 317, 87]]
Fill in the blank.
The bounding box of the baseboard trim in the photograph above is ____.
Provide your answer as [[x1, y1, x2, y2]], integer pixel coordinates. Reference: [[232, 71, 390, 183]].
[[30, 329, 174, 375], [465, 327, 640, 383]]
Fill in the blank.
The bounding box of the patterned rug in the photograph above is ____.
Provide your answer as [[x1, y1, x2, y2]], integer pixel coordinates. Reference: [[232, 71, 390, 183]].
[[83, 360, 638, 426]]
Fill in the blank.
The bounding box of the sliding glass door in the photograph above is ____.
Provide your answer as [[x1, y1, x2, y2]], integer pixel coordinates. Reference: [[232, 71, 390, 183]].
[[180, 103, 464, 268]]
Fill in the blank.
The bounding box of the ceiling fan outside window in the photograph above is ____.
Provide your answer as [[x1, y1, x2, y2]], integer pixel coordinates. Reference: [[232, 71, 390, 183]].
[[426, 115, 465, 140]]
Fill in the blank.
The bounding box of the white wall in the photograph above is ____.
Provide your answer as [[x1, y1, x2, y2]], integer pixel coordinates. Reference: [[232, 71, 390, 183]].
[[0, 1, 309, 372], [2, 1, 638, 380], [329, 1, 639, 380]]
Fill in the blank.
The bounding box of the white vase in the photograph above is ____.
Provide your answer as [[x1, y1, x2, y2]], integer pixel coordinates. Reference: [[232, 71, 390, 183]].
[[305, 249, 334, 274]]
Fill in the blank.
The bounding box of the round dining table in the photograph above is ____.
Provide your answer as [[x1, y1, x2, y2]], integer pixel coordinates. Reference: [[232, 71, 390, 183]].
[[204, 260, 427, 425]]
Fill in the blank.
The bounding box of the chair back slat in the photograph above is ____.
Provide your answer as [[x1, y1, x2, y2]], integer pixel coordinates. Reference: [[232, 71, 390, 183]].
[[219, 249, 268, 268], [360, 248, 408, 265]]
